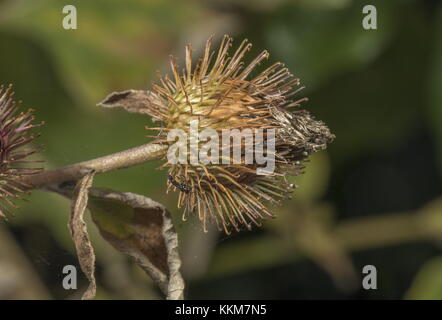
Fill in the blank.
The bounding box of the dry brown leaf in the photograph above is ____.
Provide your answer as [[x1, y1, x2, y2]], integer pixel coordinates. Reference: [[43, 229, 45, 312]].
[[69, 170, 96, 300], [87, 188, 184, 300], [97, 90, 160, 115]]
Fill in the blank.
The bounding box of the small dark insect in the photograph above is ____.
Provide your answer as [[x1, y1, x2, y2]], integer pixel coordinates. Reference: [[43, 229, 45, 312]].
[[168, 174, 192, 194], [59, 180, 77, 190]]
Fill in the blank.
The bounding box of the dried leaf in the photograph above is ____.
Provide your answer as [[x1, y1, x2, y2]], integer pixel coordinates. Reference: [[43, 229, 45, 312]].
[[97, 90, 160, 115], [69, 170, 96, 300], [87, 188, 184, 300]]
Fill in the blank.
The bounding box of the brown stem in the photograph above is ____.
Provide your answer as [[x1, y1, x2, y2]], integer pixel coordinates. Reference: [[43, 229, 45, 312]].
[[22, 143, 167, 189]]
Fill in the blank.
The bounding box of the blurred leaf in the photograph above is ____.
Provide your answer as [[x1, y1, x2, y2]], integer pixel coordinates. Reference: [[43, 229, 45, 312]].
[[308, 1, 431, 162], [209, 0, 352, 12], [88, 188, 184, 300], [0, 0, 206, 105], [428, 5, 442, 175], [262, 0, 397, 87], [295, 0, 352, 9], [69, 170, 96, 300], [405, 257, 442, 300]]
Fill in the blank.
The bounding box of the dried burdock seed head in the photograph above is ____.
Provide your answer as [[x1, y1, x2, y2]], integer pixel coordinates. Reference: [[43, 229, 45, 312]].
[[144, 35, 335, 234], [0, 84, 43, 217]]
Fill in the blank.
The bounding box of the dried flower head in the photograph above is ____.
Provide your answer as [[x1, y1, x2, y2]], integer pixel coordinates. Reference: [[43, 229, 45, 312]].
[[145, 35, 335, 234], [0, 84, 43, 217]]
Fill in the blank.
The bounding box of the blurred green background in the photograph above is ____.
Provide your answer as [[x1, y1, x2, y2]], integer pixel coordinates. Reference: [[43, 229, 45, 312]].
[[0, 0, 441, 299]]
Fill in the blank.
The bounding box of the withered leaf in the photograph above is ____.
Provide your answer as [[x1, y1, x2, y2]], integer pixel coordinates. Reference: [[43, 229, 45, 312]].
[[69, 170, 96, 300], [97, 90, 160, 115], [87, 188, 184, 300]]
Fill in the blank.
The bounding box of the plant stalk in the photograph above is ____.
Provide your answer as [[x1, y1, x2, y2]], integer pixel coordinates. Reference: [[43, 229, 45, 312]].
[[22, 143, 167, 189]]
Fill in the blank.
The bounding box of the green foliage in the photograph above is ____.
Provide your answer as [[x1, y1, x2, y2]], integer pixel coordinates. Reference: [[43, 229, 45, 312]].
[[406, 257, 442, 300], [0, 0, 440, 299]]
